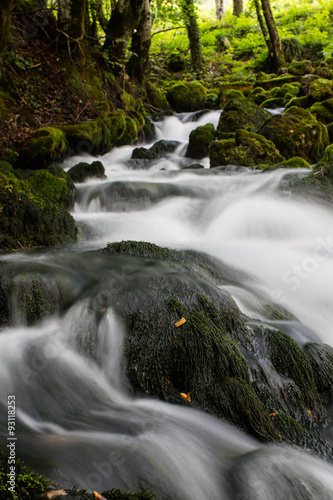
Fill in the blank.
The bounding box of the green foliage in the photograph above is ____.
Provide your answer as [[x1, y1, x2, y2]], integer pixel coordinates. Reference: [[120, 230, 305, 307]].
[[0, 450, 51, 499]]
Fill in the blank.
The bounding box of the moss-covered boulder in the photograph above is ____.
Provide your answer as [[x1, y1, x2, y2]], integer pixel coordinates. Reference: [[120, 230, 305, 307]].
[[309, 98, 333, 124], [209, 129, 284, 168], [166, 51, 187, 72], [216, 89, 245, 109], [308, 77, 333, 102], [217, 81, 253, 94], [216, 99, 270, 137], [261, 156, 311, 171], [18, 127, 67, 170], [146, 82, 169, 111], [284, 95, 309, 110], [185, 123, 215, 159], [166, 82, 206, 112], [282, 38, 303, 63], [260, 97, 284, 109], [258, 106, 329, 163], [0, 171, 77, 250], [67, 160, 106, 183], [253, 75, 302, 91], [288, 60, 314, 76], [28, 168, 74, 209], [61, 110, 127, 156]]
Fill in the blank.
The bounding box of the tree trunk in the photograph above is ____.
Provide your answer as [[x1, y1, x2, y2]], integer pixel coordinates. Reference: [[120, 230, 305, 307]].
[[254, 0, 270, 51], [58, 0, 86, 61], [260, 0, 285, 71], [215, 0, 224, 21], [180, 0, 203, 72], [233, 0, 243, 16], [126, 0, 151, 83], [0, 0, 13, 77], [91, 0, 108, 34], [103, 0, 144, 72]]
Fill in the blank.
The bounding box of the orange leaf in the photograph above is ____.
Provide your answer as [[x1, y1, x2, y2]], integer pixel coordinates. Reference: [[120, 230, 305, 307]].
[[180, 392, 191, 402], [269, 411, 278, 417], [175, 317, 186, 327]]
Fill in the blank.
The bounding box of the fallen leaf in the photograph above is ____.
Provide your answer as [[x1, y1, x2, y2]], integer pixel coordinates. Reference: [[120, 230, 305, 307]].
[[93, 492, 107, 500], [42, 491, 67, 499], [180, 392, 191, 402], [307, 409, 318, 419], [269, 411, 278, 417], [175, 317, 186, 327]]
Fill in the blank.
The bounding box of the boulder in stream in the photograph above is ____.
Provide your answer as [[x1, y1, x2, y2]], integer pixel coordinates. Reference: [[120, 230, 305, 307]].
[[67, 161, 106, 183], [216, 98, 270, 137]]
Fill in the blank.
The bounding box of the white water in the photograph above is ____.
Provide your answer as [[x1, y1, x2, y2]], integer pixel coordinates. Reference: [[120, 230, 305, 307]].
[[1, 111, 333, 498]]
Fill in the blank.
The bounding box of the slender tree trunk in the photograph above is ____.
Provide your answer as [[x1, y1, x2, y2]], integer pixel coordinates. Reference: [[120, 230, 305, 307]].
[[260, 0, 285, 71], [254, 0, 270, 51], [181, 0, 203, 72], [58, 0, 86, 59], [91, 0, 108, 34], [126, 0, 151, 83], [215, 0, 224, 21], [103, 0, 144, 72], [233, 0, 243, 16], [0, 0, 13, 77]]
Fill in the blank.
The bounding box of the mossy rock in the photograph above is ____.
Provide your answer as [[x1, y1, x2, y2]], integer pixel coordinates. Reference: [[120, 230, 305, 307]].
[[102, 241, 276, 440], [117, 116, 140, 146], [61, 111, 127, 156], [260, 97, 284, 109], [28, 169, 72, 208], [166, 82, 206, 112], [216, 98, 270, 136], [284, 95, 309, 110], [308, 77, 333, 102], [217, 81, 253, 94], [262, 156, 311, 171], [185, 123, 215, 159], [253, 75, 302, 91], [0, 171, 77, 250], [67, 161, 106, 183], [146, 82, 169, 111], [166, 52, 187, 72], [282, 37, 303, 63], [209, 129, 284, 168], [131, 140, 180, 160], [216, 89, 245, 109], [315, 66, 333, 80], [258, 106, 329, 163], [303, 343, 333, 404], [18, 127, 67, 170], [270, 83, 299, 99], [309, 98, 333, 125], [288, 60, 314, 76]]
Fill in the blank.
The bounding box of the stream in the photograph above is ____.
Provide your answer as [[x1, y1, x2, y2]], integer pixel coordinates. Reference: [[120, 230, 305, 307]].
[[1, 110, 333, 499]]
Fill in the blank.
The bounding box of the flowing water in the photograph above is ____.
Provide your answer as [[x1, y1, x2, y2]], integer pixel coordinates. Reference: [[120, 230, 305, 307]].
[[1, 110, 333, 499]]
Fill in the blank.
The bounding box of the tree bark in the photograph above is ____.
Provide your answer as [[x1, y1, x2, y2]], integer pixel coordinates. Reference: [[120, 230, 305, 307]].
[[254, 0, 270, 51], [91, 0, 108, 34], [126, 0, 151, 83], [233, 0, 243, 16], [0, 0, 13, 77], [103, 0, 144, 72], [58, 0, 86, 59], [180, 0, 203, 72], [260, 0, 285, 71], [215, 0, 224, 21]]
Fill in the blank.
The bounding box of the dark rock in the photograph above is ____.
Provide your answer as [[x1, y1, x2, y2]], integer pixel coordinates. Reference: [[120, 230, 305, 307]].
[[258, 106, 329, 163], [67, 161, 106, 183], [166, 82, 206, 112], [186, 123, 215, 159], [216, 98, 270, 136], [131, 140, 181, 160], [288, 60, 314, 76]]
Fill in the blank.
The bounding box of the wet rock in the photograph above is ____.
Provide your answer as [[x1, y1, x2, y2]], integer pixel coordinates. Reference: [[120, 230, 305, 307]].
[[166, 82, 206, 112], [209, 129, 284, 168], [67, 161, 106, 183], [216, 99, 270, 136], [288, 60, 314, 76], [185, 123, 215, 159], [131, 140, 181, 160], [258, 106, 329, 163]]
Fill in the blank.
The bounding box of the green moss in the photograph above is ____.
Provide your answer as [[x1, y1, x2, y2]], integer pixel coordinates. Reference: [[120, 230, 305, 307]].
[[0, 89, 16, 120], [309, 77, 333, 102], [28, 170, 67, 205], [0, 171, 77, 250], [285, 95, 309, 110], [0, 450, 51, 499], [216, 89, 245, 109], [166, 82, 206, 112], [288, 60, 314, 76], [216, 98, 270, 136], [19, 127, 67, 170], [185, 123, 215, 159], [67, 160, 106, 183], [217, 81, 253, 94], [209, 129, 284, 168], [117, 116, 140, 146], [309, 98, 333, 124], [258, 106, 329, 163], [145, 82, 168, 111], [253, 75, 302, 91], [260, 97, 284, 109], [102, 490, 154, 500], [262, 156, 311, 171]]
